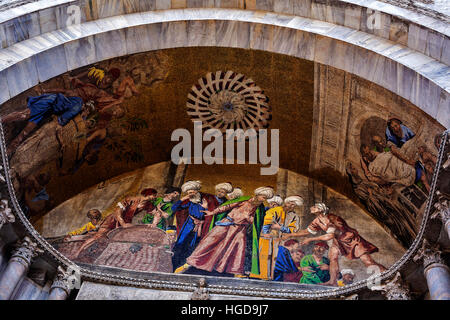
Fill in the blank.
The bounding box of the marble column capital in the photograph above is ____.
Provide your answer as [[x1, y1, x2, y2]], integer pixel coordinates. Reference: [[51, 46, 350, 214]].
[[414, 239, 447, 270], [50, 266, 73, 296], [10, 236, 43, 268]]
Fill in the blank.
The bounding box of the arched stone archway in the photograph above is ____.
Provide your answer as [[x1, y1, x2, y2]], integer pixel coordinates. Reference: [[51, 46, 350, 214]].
[[0, 8, 448, 128]]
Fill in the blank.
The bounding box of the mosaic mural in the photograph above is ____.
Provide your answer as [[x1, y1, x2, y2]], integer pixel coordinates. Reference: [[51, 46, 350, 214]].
[[0, 47, 444, 288], [42, 162, 404, 287]]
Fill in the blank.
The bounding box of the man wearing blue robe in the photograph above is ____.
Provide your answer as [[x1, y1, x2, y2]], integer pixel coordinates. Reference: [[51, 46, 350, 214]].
[[385, 118, 415, 148], [171, 181, 216, 271], [2, 93, 84, 155], [385, 118, 426, 187], [273, 240, 305, 283]]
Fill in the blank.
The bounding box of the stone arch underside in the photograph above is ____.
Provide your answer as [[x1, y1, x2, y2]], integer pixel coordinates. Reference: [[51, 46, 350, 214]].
[[0, 6, 448, 299], [0, 8, 448, 128]]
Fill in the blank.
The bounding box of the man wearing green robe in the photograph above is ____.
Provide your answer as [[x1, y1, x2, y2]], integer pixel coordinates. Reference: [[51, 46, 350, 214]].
[[142, 187, 181, 231], [207, 193, 266, 276], [177, 187, 273, 276], [299, 241, 330, 284]]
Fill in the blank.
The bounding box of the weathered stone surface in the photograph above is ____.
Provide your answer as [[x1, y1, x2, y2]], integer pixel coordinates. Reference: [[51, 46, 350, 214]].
[[75, 280, 274, 300]]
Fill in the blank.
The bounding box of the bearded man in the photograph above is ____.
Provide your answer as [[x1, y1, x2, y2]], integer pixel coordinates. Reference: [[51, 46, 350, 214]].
[[265, 195, 284, 211], [338, 269, 355, 287], [200, 182, 233, 237], [172, 181, 219, 237], [273, 239, 306, 283], [208, 187, 246, 231], [171, 181, 218, 269], [175, 187, 274, 276], [386, 118, 415, 149], [252, 195, 303, 280], [299, 241, 331, 285]]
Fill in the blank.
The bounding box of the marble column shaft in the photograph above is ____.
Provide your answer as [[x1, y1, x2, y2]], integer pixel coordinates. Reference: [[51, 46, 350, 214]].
[[415, 240, 450, 300], [0, 237, 42, 300], [424, 263, 450, 300], [47, 266, 73, 300], [48, 287, 69, 300]]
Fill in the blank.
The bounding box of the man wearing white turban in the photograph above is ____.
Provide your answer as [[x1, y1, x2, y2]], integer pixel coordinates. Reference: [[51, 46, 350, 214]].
[[215, 182, 233, 196], [171, 180, 221, 270], [207, 187, 246, 233], [265, 195, 283, 211], [181, 180, 202, 193], [175, 187, 274, 276], [283, 202, 386, 286], [227, 187, 243, 200], [200, 182, 234, 237], [338, 269, 355, 287], [251, 195, 303, 280]]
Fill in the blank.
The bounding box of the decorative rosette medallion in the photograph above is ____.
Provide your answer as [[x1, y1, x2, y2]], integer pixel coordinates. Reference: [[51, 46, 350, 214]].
[[187, 71, 271, 132]]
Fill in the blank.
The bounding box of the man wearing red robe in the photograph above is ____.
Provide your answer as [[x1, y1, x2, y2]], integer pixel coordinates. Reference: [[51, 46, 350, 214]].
[[73, 188, 157, 258], [283, 202, 386, 286]]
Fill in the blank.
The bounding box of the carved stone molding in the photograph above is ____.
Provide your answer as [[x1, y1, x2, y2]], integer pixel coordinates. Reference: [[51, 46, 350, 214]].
[[370, 272, 412, 300], [377, 0, 448, 22], [340, 293, 359, 300], [0, 199, 14, 229], [190, 278, 210, 300], [10, 236, 43, 268]]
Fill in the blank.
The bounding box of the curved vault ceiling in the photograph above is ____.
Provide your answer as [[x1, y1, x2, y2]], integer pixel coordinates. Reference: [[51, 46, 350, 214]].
[[0, 46, 445, 285]]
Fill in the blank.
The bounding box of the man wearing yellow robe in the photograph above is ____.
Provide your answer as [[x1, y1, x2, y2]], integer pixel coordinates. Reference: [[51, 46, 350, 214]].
[[66, 209, 101, 237], [251, 195, 303, 280]]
